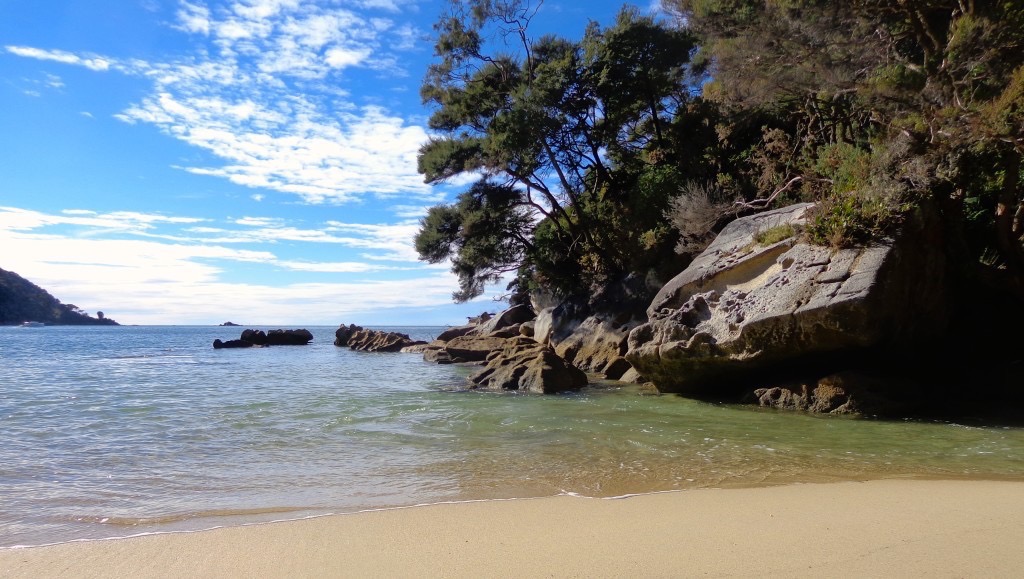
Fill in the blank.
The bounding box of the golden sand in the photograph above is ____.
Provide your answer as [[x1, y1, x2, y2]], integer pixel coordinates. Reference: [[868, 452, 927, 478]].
[[3, 479, 1023, 578]]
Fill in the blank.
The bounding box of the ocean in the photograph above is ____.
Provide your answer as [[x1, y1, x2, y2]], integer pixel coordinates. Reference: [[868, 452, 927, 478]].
[[2, 325, 1023, 548]]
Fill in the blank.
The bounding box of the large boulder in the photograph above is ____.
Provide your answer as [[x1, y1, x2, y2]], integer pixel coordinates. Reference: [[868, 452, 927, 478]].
[[472, 304, 535, 335], [435, 324, 477, 342], [334, 324, 360, 346], [265, 329, 314, 345], [552, 315, 639, 379], [626, 203, 948, 396], [469, 337, 587, 394]]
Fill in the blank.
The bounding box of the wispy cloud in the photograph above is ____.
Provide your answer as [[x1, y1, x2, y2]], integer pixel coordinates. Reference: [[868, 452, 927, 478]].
[[5, 0, 434, 205], [6, 46, 112, 71]]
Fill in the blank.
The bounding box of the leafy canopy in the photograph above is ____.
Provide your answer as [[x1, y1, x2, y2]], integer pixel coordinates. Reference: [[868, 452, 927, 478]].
[[415, 1, 698, 302]]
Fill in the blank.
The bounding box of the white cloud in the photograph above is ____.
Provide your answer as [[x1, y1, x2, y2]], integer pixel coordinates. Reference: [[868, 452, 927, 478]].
[[0, 206, 477, 325], [275, 260, 399, 273], [176, 1, 212, 34], [324, 220, 422, 261], [324, 46, 372, 69], [6, 0, 435, 206], [6, 46, 111, 71]]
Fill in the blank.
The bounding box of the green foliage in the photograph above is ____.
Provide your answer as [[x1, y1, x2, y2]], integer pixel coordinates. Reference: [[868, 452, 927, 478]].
[[0, 268, 118, 326], [665, 0, 1024, 279], [814, 143, 872, 195], [414, 180, 533, 302], [416, 1, 701, 301], [754, 223, 797, 246], [805, 192, 903, 248]]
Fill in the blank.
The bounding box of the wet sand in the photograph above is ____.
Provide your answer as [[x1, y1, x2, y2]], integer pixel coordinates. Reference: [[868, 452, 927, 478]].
[[2, 479, 1023, 578]]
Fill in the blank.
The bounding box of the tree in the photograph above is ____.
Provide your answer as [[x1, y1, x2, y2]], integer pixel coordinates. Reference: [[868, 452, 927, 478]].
[[416, 1, 697, 301], [664, 0, 1024, 276]]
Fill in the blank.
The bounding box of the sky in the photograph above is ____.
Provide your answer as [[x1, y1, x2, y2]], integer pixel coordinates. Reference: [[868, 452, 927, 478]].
[[1, 0, 663, 326]]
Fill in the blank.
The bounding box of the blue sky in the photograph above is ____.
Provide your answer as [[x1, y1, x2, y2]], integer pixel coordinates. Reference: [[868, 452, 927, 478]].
[[1, 0, 662, 325]]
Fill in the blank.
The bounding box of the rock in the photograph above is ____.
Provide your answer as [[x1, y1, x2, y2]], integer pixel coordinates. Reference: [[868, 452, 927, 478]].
[[215, 328, 312, 348], [626, 202, 948, 395], [241, 329, 269, 345], [423, 348, 456, 364], [519, 320, 535, 338], [601, 357, 633, 380], [335, 323, 425, 352], [748, 372, 895, 415], [485, 325, 522, 339], [533, 307, 555, 345], [618, 367, 646, 384], [552, 315, 639, 378], [213, 338, 257, 349], [351, 330, 425, 352], [400, 343, 434, 353], [472, 304, 535, 335], [467, 312, 495, 325], [220, 321, 241, 326], [334, 324, 360, 346], [265, 329, 314, 345], [469, 337, 587, 394], [435, 324, 476, 342], [443, 335, 509, 362]]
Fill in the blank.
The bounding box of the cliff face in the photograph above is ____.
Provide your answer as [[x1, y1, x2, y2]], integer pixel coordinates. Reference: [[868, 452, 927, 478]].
[[0, 268, 118, 326]]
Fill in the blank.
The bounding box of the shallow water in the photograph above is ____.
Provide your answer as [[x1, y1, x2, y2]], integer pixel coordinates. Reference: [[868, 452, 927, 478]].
[[2, 325, 1023, 547]]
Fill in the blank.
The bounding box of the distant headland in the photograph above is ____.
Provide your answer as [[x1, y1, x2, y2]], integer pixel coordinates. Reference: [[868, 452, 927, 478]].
[[0, 267, 119, 326]]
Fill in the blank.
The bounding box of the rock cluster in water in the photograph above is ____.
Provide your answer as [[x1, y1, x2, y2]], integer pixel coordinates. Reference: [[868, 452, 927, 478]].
[[213, 328, 313, 348], [334, 324, 426, 352]]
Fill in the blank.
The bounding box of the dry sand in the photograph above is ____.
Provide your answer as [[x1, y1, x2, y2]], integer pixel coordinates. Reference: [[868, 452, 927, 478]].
[[2, 479, 1023, 578]]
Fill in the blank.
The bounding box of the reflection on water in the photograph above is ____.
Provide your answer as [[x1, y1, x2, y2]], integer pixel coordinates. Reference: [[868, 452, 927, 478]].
[[1, 325, 1023, 547]]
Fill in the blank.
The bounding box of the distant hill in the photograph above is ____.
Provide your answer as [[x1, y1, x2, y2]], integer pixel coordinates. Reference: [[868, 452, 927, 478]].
[[0, 268, 119, 326]]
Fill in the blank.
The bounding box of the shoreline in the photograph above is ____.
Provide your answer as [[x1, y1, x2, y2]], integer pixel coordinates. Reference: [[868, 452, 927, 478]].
[[3, 479, 1023, 578]]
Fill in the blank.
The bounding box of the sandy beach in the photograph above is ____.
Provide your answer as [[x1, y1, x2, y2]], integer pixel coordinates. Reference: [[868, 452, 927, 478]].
[[2, 479, 1023, 578]]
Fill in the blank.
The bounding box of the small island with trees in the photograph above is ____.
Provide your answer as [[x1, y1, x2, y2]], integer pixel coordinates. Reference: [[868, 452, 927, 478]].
[[0, 267, 119, 326]]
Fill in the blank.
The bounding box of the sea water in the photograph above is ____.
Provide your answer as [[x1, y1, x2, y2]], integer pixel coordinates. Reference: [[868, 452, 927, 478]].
[[2, 325, 1023, 547]]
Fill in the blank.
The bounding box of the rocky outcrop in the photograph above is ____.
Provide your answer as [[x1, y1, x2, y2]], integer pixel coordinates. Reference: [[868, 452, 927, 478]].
[[473, 304, 535, 335], [551, 315, 639, 380], [213, 328, 313, 348], [747, 372, 899, 415], [443, 335, 510, 362], [241, 328, 314, 346], [412, 304, 589, 392], [469, 337, 587, 393], [626, 203, 948, 396], [334, 324, 426, 352], [213, 338, 257, 349]]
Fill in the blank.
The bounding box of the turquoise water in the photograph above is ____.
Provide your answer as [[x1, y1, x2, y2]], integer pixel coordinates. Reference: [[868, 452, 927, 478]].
[[2, 325, 1023, 547]]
